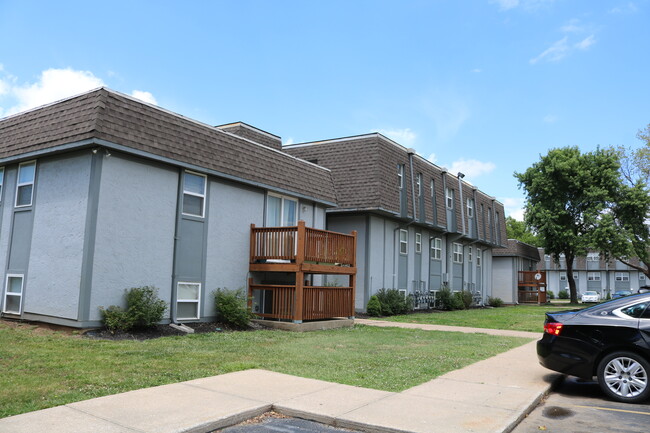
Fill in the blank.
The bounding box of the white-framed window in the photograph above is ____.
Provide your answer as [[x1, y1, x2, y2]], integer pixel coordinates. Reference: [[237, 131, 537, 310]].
[[615, 272, 630, 282], [176, 282, 201, 320], [2, 274, 24, 314], [399, 229, 408, 255], [398, 164, 404, 189], [267, 193, 297, 227], [468, 246, 473, 262], [416, 173, 422, 197], [476, 249, 482, 266], [560, 273, 567, 281], [544, 254, 551, 261], [588, 272, 601, 281], [0, 167, 4, 201], [587, 252, 599, 261], [431, 237, 442, 260], [573, 272, 578, 280], [15, 161, 36, 208], [415, 233, 422, 253], [182, 170, 206, 217], [453, 243, 463, 263], [467, 198, 474, 218], [446, 187, 454, 209], [640, 274, 646, 281], [430, 179, 435, 198]]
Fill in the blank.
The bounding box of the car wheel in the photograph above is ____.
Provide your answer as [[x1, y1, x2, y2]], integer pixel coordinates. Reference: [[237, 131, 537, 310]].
[[597, 351, 650, 403]]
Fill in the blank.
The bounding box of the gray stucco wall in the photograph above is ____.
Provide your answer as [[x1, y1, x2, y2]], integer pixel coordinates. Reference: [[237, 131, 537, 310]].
[[89, 154, 178, 321], [327, 215, 367, 310], [25, 154, 90, 319], [204, 180, 265, 317], [0, 165, 17, 312]]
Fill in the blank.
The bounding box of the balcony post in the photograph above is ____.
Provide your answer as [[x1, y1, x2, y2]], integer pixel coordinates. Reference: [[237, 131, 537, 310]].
[[294, 221, 306, 323], [250, 224, 256, 264]]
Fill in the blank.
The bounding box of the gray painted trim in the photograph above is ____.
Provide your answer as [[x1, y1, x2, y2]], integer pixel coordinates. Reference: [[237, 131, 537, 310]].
[[200, 180, 210, 317], [364, 214, 371, 307], [77, 151, 103, 322], [170, 169, 183, 323], [0, 138, 337, 207]]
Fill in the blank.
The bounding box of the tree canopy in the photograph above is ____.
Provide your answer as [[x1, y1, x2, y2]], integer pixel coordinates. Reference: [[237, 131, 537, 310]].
[[505, 216, 540, 246], [516, 146, 621, 303]]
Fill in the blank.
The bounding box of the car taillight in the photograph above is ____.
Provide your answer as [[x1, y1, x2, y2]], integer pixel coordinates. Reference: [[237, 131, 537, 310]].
[[544, 322, 563, 336]]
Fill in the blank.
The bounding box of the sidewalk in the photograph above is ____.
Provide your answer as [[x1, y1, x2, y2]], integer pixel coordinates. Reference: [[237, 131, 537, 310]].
[[0, 322, 560, 433]]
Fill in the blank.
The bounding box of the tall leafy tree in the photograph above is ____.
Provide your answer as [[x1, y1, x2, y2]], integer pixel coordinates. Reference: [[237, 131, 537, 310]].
[[516, 147, 621, 303], [596, 124, 650, 278], [505, 216, 540, 246]]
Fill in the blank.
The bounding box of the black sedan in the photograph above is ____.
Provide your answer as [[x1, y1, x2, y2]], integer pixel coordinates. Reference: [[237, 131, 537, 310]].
[[537, 293, 650, 403]]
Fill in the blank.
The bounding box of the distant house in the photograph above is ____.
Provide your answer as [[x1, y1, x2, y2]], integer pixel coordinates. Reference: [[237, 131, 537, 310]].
[[0, 88, 341, 328], [284, 134, 507, 311], [537, 249, 647, 297], [492, 239, 542, 304]]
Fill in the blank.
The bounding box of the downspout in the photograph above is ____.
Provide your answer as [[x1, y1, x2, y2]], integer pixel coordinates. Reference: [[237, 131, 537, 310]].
[[457, 172, 466, 236], [408, 148, 417, 222]]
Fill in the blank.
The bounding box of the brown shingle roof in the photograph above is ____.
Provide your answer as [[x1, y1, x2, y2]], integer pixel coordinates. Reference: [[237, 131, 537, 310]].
[[493, 239, 540, 261], [0, 88, 336, 204]]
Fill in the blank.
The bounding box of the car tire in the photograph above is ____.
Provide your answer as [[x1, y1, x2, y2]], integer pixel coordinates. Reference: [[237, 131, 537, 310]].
[[597, 351, 650, 403]]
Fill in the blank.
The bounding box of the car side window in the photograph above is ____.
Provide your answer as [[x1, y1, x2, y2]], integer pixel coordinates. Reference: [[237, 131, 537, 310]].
[[622, 302, 650, 319]]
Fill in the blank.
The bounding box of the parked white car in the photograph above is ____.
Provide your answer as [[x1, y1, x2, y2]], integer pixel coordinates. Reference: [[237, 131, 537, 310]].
[[580, 291, 601, 303]]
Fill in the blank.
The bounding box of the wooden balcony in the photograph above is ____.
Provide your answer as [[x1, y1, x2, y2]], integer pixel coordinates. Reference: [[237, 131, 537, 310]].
[[248, 221, 357, 323], [249, 221, 357, 274], [518, 271, 547, 304]]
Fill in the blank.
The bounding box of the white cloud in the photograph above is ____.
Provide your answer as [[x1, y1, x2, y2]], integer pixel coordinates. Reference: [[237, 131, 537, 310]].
[[448, 158, 496, 180], [8, 68, 105, 115], [560, 19, 584, 33], [529, 37, 569, 64], [575, 35, 596, 50], [491, 0, 519, 10], [543, 114, 558, 123], [501, 197, 526, 221], [131, 90, 157, 105], [427, 153, 438, 164], [472, 68, 482, 73], [283, 137, 295, 146], [609, 3, 638, 14], [375, 128, 417, 148], [0, 67, 158, 117]]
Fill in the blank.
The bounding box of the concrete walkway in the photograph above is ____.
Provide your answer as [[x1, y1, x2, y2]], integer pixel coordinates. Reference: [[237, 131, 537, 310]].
[[0, 322, 560, 433]]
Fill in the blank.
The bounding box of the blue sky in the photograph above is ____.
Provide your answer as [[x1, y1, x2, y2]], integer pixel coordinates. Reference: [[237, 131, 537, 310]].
[[1, 0, 648, 219]]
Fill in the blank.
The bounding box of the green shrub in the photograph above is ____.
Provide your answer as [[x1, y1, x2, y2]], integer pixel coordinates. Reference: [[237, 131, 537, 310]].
[[487, 296, 503, 307], [547, 291, 555, 300], [366, 295, 382, 316], [439, 286, 464, 311], [375, 288, 410, 316], [558, 290, 569, 299], [214, 288, 252, 329], [99, 305, 134, 333], [458, 290, 473, 309], [99, 286, 167, 332]]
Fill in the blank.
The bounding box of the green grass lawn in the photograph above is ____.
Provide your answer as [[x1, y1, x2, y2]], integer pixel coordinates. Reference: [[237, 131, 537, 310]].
[[0, 321, 529, 418], [378, 303, 581, 332]]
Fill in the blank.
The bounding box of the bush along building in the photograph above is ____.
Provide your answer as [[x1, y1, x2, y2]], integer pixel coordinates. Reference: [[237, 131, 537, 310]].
[[0, 88, 357, 328], [537, 249, 648, 298], [284, 134, 507, 312]]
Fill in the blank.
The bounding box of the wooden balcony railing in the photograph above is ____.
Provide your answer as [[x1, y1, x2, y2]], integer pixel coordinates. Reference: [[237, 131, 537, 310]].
[[250, 284, 354, 321], [250, 221, 356, 267]]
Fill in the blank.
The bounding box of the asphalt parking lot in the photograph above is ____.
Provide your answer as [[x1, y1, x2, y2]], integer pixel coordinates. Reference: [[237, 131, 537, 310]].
[[513, 376, 650, 433]]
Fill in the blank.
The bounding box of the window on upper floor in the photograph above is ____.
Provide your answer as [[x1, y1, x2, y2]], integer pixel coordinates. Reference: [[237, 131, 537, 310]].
[[468, 246, 473, 262], [467, 198, 474, 218], [0, 167, 4, 201], [588, 272, 601, 281], [560, 273, 567, 281], [399, 229, 408, 254], [431, 237, 442, 260], [453, 243, 463, 263], [615, 272, 630, 282], [544, 254, 551, 261], [182, 170, 206, 217], [267, 193, 297, 227], [587, 252, 599, 261], [15, 161, 36, 208], [416, 173, 422, 197], [398, 164, 404, 189], [446, 188, 454, 209], [476, 249, 482, 266], [415, 233, 422, 253], [640, 274, 646, 281]]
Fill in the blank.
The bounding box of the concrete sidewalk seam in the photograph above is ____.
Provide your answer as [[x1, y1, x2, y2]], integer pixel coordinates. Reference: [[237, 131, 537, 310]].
[[62, 405, 147, 433]]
